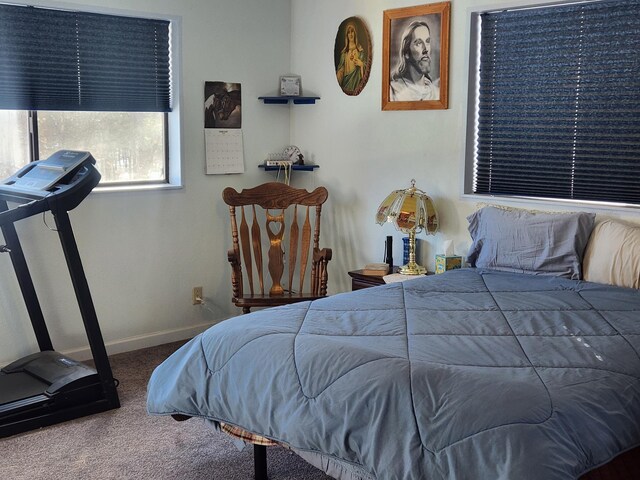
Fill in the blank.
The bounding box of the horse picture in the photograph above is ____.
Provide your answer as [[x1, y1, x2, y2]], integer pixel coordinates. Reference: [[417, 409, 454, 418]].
[[204, 81, 241, 128]]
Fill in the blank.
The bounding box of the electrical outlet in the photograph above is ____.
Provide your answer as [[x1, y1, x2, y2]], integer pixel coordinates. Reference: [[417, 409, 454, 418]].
[[192, 286, 203, 305]]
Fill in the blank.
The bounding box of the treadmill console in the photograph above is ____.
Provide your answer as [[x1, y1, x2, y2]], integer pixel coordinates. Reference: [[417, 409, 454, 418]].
[[0, 150, 100, 224], [9, 150, 93, 191]]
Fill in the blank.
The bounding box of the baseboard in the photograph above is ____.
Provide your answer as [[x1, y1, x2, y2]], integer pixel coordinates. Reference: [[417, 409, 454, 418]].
[[62, 320, 225, 361]]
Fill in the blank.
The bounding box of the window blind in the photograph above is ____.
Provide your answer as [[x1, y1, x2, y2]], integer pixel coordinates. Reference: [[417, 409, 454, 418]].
[[474, 0, 640, 205], [0, 4, 171, 112]]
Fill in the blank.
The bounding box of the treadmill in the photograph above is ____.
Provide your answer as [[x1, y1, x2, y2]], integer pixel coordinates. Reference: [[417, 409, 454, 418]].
[[0, 150, 120, 437]]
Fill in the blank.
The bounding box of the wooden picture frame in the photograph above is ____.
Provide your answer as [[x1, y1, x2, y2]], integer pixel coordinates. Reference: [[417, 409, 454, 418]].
[[279, 75, 302, 96], [333, 16, 372, 96], [382, 2, 450, 111]]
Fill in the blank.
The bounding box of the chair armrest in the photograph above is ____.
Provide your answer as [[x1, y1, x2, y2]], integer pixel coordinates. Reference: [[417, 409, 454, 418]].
[[312, 247, 332, 296], [315, 247, 332, 263], [227, 248, 243, 300], [227, 248, 239, 264]]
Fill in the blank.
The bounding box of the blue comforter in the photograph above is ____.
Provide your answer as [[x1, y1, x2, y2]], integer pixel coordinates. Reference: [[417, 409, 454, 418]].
[[147, 269, 640, 479]]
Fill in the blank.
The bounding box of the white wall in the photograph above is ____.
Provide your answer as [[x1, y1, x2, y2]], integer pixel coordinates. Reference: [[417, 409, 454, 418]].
[[0, 0, 292, 364], [289, 0, 640, 293], [3, 0, 639, 365]]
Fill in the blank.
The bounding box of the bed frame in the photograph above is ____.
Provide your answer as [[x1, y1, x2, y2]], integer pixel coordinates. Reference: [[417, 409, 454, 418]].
[[580, 446, 640, 479]]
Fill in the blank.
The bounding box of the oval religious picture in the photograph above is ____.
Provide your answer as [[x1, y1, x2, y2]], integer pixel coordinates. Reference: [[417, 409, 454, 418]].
[[334, 17, 372, 96]]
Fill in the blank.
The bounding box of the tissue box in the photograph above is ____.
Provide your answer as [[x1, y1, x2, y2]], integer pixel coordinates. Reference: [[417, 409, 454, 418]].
[[435, 254, 463, 274]]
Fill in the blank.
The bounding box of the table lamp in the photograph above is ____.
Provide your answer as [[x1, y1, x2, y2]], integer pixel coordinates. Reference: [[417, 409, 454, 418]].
[[375, 179, 438, 275]]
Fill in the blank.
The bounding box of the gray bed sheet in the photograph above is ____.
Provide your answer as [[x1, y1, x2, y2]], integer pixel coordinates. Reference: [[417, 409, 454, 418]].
[[147, 268, 640, 479]]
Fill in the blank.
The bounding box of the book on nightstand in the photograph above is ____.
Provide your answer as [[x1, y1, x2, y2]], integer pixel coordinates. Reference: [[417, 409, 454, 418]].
[[362, 263, 390, 276]]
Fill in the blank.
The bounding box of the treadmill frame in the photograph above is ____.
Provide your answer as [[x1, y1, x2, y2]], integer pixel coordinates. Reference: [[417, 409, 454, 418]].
[[0, 159, 120, 437]]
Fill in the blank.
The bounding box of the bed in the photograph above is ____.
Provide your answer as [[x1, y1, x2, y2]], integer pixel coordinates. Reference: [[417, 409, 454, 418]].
[[147, 207, 640, 479]]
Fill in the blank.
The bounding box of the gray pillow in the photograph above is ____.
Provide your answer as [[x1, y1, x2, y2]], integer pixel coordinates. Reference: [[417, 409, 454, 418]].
[[466, 206, 596, 279]]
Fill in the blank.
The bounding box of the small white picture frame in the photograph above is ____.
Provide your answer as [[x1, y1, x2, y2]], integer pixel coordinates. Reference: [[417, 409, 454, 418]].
[[279, 75, 302, 96]]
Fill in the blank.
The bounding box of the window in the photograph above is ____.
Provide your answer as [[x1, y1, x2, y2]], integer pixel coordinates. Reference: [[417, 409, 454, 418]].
[[464, 0, 640, 207], [0, 4, 174, 187]]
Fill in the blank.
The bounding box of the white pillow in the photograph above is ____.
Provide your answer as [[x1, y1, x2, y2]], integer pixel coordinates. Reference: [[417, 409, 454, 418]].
[[583, 220, 640, 289]]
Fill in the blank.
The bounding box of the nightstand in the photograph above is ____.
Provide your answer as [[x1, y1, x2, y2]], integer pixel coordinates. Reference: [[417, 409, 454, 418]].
[[347, 270, 386, 290], [348, 269, 432, 291]]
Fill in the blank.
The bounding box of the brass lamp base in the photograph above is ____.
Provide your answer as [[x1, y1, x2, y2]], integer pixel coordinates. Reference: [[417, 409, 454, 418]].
[[398, 229, 426, 275], [399, 262, 427, 275]]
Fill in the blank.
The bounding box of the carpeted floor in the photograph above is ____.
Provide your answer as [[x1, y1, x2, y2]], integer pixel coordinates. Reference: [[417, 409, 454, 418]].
[[0, 341, 332, 480]]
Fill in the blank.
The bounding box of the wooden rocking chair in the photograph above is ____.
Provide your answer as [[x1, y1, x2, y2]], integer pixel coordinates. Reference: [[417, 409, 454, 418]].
[[222, 182, 332, 314]]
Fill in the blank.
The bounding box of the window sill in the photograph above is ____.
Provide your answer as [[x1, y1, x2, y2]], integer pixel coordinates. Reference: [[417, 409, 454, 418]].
[[460, 192, 640, 215], [94, 183, 183, 194]]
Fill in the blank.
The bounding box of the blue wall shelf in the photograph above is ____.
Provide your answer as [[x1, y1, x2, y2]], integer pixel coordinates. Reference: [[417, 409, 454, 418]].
[[258, 96, 320, 105], [259, 164, 319, 172]]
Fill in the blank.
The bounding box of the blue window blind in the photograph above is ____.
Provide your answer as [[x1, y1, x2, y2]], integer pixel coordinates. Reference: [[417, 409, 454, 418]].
[[0, 4, 171, 112], [474, 0, 640, 205]]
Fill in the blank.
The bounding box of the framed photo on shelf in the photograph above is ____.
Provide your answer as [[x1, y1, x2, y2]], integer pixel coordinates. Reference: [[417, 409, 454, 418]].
[[279, 75, 302, 96], [382, 2, 450, 111]]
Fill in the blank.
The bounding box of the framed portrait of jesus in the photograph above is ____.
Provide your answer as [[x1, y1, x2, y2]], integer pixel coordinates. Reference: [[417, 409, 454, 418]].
[[382, 2, 451, 111]]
